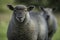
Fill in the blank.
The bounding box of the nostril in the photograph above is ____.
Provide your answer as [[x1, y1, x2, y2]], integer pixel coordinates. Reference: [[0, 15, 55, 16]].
[[46, 15, 50, 20], [20, 17, 22, 18], [47, 15, 49, 18]]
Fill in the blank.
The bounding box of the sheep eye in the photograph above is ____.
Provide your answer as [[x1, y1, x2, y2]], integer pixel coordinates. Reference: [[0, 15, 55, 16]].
[[24, 9, 27, 12], [24, 10, 27, 12]]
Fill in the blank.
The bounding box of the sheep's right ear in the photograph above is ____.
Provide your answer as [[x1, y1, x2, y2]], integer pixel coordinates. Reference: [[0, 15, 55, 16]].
[[7, 4, 14, 10], [27, 5, 35, 11], [52, 8, 56, 11], [39, 6, 44, 11]]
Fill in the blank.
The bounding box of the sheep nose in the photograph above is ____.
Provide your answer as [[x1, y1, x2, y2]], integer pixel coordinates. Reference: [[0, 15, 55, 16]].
[[17, 17, 22, 19]]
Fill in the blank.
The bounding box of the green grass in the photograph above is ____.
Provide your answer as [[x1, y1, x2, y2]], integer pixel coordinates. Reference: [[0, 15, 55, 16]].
[[0, 13, 12, 40], [0, 13, 60, 40], [52, 14, 60, 40], [0, 22, 7, 40], [0, 0, 14, 13]]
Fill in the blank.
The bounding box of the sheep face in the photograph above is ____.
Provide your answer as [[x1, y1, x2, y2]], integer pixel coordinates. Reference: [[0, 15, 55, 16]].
[[7, 5, 34, 22], [40, 7, 56, 20], [14, 5, 28, 22]]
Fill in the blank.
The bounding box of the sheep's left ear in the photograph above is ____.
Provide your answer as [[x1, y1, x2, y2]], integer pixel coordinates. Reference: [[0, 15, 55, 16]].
[[27, 5, 35, 11], [52, 8, 56, 11]]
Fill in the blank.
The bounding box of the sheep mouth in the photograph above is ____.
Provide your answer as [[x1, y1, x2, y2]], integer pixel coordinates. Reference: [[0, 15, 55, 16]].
[[16, 17, 24, 22]]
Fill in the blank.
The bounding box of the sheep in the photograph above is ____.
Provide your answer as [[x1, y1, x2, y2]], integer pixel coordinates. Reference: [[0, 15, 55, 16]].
[[7, 4, 48, 40], [40, 7, 57, 40]]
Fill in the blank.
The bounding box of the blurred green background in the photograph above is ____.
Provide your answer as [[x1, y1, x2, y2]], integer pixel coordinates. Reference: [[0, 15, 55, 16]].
[[0, 0, 60, 40]]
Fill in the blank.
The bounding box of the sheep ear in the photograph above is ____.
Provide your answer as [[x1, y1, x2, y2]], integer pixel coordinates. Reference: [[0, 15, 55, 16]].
[[7, 4, 14, 10], [27, 5, 35, 11], [40, 6, 44, 11], [52, 8, 56, 11]]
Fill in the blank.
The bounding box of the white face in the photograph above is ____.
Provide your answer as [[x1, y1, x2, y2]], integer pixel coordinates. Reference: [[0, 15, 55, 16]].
[[41, 8, 52, 21], [43, 8, 53, 14], [40, 7, 56, 21]]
